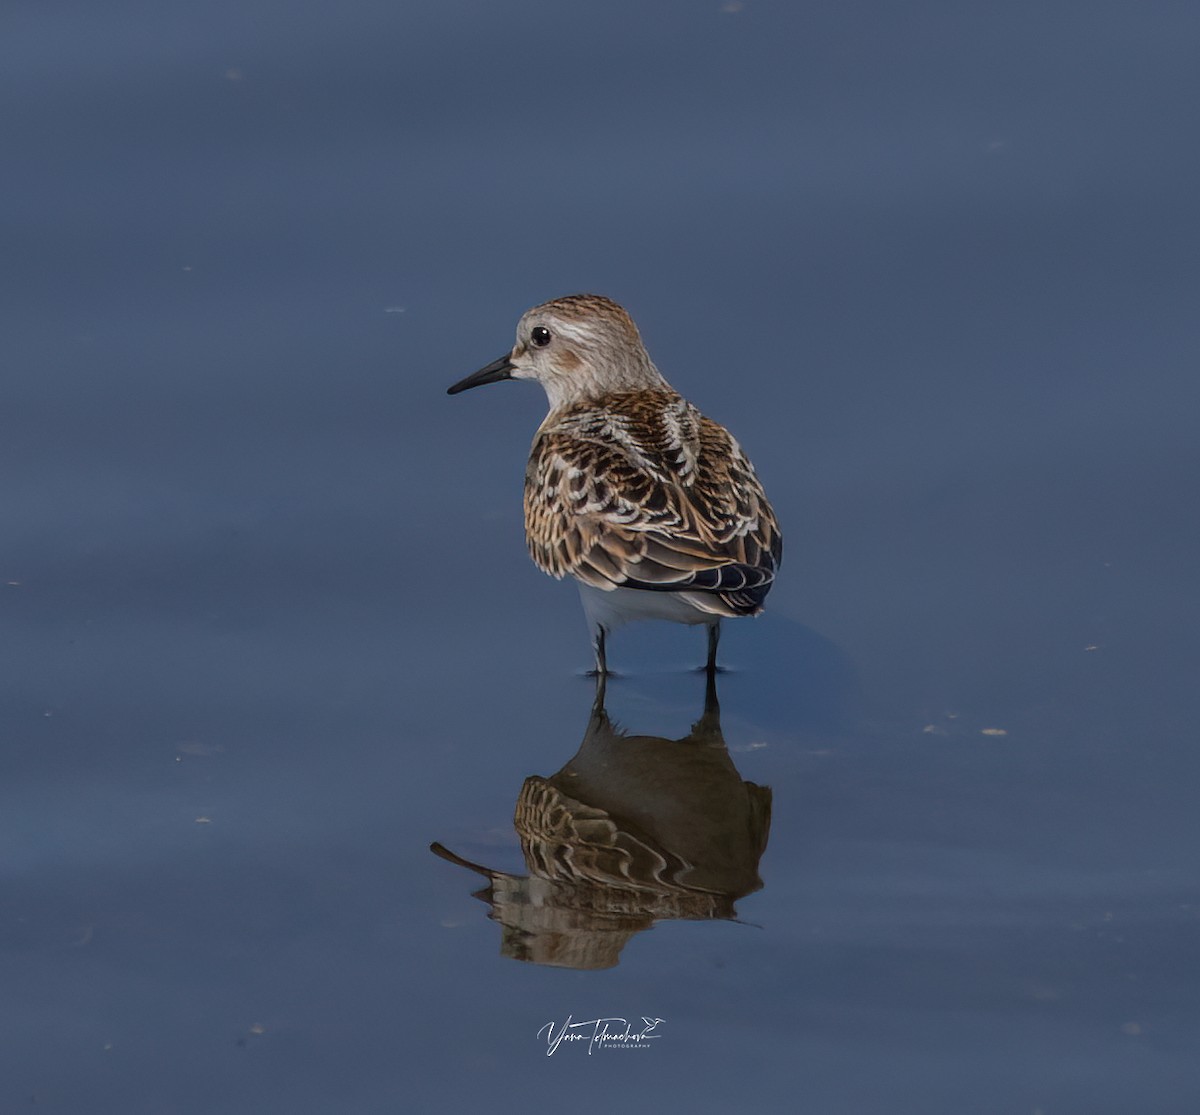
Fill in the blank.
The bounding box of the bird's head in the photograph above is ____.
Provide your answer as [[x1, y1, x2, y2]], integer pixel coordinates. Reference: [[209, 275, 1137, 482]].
[[448, 294, 665, 409]]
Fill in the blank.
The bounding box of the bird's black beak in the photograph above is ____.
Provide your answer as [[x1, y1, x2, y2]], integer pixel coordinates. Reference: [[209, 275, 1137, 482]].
[[447, 354, 515, 395]]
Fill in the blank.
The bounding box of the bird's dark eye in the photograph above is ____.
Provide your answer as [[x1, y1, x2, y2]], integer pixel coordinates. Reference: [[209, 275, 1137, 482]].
[[530, 326, 551, 347]]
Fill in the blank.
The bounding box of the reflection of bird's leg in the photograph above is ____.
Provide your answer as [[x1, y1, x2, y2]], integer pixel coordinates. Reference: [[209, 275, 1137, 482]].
[[592, 663, 608, 715], [702, 658, 720, 719], [586, 654, 613, 740], [705, 622, 721, 676], [690, 653, 722, 737]]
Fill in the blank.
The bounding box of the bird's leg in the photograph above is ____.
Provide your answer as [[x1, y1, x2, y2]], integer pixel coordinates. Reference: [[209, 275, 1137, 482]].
[[705, 622, 721, 676], [590, 625, 609, 677]]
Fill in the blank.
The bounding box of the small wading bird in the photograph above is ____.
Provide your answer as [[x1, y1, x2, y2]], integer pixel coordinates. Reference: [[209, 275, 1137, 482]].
[[447, 294, 782, 675]]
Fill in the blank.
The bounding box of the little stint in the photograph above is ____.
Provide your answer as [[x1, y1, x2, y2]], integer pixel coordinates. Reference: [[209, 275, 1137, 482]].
[[448, 294, 782, 674]]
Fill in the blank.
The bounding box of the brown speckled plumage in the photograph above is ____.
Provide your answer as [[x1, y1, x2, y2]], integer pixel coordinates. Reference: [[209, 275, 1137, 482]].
[[525, 388, 781, 617]]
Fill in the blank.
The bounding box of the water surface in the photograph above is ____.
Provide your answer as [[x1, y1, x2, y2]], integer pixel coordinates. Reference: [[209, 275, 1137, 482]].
[[4, 2, 1200, 1111]]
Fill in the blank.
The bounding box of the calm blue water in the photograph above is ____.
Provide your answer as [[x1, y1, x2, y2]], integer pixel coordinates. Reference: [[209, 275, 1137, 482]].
[[5, 2, 1200, 1111]]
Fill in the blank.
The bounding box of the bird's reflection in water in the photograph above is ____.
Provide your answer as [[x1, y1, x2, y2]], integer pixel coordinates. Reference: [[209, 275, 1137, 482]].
[[431, 670, 771, 970]]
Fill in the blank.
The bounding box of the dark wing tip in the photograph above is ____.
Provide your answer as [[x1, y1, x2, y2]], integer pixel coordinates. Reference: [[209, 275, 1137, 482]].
[[618, 560, 776, 615]]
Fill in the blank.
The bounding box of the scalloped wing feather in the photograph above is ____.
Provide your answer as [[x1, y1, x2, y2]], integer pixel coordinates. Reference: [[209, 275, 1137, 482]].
[[524, 392, 782, 617]]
